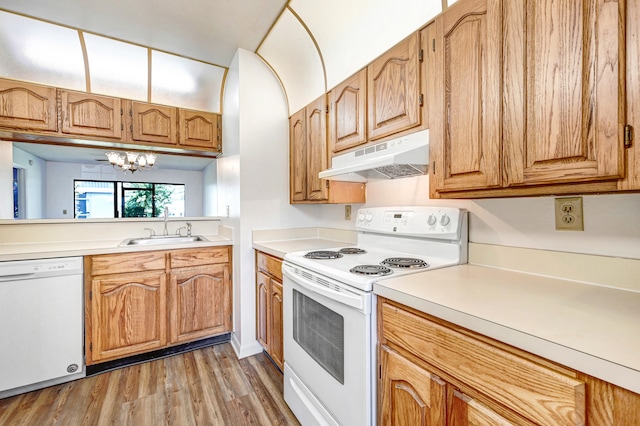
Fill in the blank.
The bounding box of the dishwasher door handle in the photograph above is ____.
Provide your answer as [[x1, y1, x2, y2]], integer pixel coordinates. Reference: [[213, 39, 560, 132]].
[[0, 273, 37, 282]]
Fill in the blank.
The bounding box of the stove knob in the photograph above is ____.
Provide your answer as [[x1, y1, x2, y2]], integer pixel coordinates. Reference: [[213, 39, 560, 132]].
[[440, 214, 451, 226], [427, 214, 437, 226], [358, 212, 365, 222], [366, 213, 373, 222]]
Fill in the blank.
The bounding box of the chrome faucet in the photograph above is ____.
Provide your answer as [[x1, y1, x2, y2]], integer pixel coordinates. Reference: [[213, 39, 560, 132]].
[[186, 222, 192, 237], [175, 223, 192, 237], [163, 206, 169, 236]]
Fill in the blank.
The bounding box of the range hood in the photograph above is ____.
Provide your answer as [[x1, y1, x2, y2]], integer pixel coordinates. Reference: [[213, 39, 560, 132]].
[[319, 129, 429, 182]]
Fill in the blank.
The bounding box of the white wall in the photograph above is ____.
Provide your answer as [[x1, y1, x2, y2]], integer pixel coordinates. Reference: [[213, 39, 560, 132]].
[[220, 48, 354, 358], [0, 143, 13, 219], [365, 176, 640, 260], [12, 146, 45, 219], [44, 161, 204, 218], [202, 161, 218, 216]]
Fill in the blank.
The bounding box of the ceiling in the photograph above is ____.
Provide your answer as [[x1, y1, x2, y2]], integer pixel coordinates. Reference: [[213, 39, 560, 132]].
[[0, 0, 287, 67], [12, 143, 215, 172]]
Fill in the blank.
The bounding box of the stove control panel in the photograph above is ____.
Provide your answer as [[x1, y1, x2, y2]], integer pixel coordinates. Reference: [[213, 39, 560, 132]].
[[356, 206, 466, 239]]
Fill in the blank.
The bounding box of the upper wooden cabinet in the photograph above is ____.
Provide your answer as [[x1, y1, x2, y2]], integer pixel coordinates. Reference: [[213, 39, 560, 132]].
[[179, 109, 221, 152], [503, 0, 625, 187], [290, 106, 308, 202], [430, 0, 629, 198], [290, 95, 330, 202], [328, 69, 368, 154], [0, 77, 222, 156], [290, 95, 366, 204], [127, 100, 178, 145], [368, 32, 422, 141], [0, 80, 57, 132], [432, 0, 502, 193], [60, 91, 123, 139]]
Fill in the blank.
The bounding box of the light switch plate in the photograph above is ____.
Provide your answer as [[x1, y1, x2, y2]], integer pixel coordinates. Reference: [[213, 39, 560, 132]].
[[345, 205, 351, 220]]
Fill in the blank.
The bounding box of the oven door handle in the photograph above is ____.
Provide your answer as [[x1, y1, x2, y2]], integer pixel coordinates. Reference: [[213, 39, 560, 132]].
[[282, 264, 365, 311]]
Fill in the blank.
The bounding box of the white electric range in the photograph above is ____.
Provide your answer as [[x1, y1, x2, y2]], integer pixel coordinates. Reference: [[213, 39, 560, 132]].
[[282, 206, 468, 426]]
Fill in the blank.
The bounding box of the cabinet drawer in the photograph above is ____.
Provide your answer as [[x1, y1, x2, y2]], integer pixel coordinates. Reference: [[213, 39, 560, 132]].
[[89, 251, 166, 275], [380, 300, 585, 425], [169, 246, 229, 268], [257, 252, 282, 281]]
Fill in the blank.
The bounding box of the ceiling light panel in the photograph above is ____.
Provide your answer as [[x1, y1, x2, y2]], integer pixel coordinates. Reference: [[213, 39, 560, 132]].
[[151, 51, 225, 113], [83, 33, 148, 101], [0, 11, 85, 90]]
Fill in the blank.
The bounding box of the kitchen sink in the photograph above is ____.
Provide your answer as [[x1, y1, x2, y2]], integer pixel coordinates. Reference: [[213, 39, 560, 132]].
[[119, 235, 209, 247]]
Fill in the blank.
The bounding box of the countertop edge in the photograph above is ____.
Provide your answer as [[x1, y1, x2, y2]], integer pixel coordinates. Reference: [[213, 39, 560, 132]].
[[374, 273, 640, 396], [0, 236, 233, 261]]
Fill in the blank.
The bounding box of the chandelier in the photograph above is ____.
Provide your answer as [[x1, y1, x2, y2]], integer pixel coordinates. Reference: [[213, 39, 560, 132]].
[[105, 151, 157, 173]]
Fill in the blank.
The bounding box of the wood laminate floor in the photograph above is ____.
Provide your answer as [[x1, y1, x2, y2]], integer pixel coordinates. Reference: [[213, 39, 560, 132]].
[[0, 343, 300, 426]]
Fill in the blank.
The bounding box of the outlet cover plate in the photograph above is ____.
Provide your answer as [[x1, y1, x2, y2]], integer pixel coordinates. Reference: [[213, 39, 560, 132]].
[[555, 197, 584, 231]]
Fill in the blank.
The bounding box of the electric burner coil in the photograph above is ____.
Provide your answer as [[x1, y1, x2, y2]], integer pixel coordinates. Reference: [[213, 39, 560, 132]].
[[303, 251, 343, 260], [381, 257, 429, 269], [338, 248, 367, 255], [350, 265, 393, 276]]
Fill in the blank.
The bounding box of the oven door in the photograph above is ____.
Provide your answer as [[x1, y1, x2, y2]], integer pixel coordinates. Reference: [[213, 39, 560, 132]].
[[282, 262, 374, 426]]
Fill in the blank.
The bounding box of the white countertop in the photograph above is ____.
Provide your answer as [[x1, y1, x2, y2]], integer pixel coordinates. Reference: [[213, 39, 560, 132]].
[[252, 227, 357, 259], [252, 238, 355, 259], [0, 234, 232, 261], [374, 264, 640, 395]]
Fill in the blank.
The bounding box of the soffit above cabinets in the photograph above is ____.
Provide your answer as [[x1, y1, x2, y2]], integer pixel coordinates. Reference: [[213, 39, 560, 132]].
[[0, 0, 446, 116], [258, 0, 443, 114], [0, 10, 227, 112], [0, 0, 286, 67]]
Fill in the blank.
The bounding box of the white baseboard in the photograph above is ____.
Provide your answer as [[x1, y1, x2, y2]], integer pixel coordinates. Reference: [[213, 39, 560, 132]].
[[230, 333, 264, 359]]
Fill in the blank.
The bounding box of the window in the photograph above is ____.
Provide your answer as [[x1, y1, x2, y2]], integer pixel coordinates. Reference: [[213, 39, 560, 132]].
[[74, 180, 185, 219], [13, 167, 24, 219]]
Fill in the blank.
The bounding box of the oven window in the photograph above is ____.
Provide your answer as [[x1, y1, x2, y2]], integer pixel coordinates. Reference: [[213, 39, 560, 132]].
[[292, 289, 344, 384]]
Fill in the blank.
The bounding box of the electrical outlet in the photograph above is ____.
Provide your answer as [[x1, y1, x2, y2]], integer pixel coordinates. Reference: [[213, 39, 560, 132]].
[[554, 197, 584, 231], [345, 205, 352, 220]]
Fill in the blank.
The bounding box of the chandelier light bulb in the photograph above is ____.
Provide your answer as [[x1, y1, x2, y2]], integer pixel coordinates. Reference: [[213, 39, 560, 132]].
[[105, 151, 157, 173]]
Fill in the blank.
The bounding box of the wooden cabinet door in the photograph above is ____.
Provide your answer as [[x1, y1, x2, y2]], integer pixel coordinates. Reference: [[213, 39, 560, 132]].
[[90, 271, 167, 363], [60, 91, 122, 139], [178, 109, 221, 151], [0, 79, 57, 132], [169, 264, 231, 344], [379, 345, 446, 426], [447, 387, 515, 425], [269, 278, 284, 370], [256, 271, 270, 352], [329, 69, 367, 154], [432, 0, 502, 192], [368, 33, 421, 141], [290, 107, 307, 202], [503, 0, 625, 187], [129, 101, 178, 145], [305, 95, 329, 201]]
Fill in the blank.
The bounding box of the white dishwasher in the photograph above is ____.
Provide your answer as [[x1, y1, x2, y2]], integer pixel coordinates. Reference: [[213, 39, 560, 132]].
[[0, 256, 85, 398]]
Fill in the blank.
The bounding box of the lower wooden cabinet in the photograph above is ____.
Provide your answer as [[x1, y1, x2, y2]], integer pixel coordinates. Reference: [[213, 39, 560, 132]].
[[90, 270, 167, 363], [255, 251, 284, 370], [380, 344, 513, 426], [379, 345, 446, 425], [378, 298, 640, 425], [85, 246, 232, 365], [169, 263, 231, 343]]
